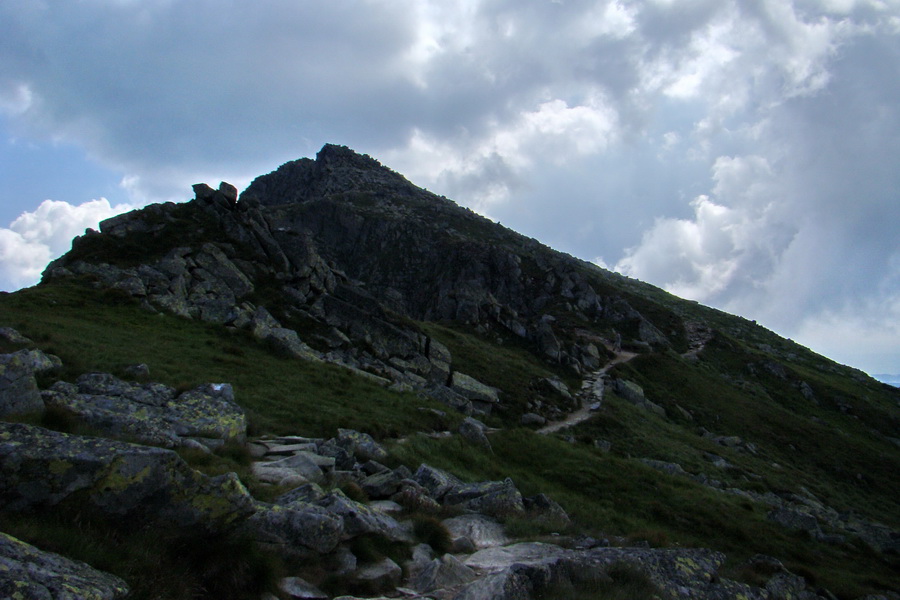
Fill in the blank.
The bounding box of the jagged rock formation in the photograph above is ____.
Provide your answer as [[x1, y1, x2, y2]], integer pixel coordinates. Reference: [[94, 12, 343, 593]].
[[2, 144, 898, 598], [42, 144, 676, 422]]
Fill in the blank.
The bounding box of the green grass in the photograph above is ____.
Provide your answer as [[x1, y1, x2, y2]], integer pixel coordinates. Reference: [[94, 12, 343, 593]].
[[421, 321, 579, 426], [0, 280, 458, 439], [388, 429, 900, 598]]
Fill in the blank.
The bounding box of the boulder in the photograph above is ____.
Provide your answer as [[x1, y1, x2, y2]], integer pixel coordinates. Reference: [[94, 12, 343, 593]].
[[449, 372, 500, 406], [41, 375, 246, 448], [0, 350, 62, 417], [316, 491, 410, 542], [410, 553, 477, 593], [442, 514, 509, 549], [279, 577, 328, 600], [0, 422, 255, 530], [443, 478, 525, 519], [413, 464, 462, 501], [459, 417, 492, 451], [0, 531, 130, 600], [243, 502, 343, 555], [337, 429, 389, 462]]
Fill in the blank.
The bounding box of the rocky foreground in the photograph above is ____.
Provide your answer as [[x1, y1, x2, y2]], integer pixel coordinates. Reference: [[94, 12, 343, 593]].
[[0, 330, 877, 600]]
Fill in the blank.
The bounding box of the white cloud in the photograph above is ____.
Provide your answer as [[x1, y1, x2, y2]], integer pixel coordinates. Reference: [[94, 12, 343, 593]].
[[0, 199, 137, 291]]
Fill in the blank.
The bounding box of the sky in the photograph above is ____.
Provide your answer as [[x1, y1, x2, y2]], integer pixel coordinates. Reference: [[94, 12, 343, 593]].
[[1, 1, 899, 376]]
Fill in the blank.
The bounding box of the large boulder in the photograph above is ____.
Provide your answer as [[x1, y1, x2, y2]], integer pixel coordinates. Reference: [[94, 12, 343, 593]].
[[336, 429, 388, 462], [0, 423, 255, 530], [242, 502, 343, 555], [0, 531, 129, 600], [41, 374, 246, 448], [316, 491, 410, 542], [0, 350, 62, 418], [443, 478, 525, 519]]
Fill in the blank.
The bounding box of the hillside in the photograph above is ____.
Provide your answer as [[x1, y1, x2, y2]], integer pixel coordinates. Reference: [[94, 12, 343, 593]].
[[1, 144, 898, 600]]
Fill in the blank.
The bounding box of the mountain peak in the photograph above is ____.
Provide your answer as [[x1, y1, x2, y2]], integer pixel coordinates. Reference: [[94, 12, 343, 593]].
[[241, 143, 414, 206]]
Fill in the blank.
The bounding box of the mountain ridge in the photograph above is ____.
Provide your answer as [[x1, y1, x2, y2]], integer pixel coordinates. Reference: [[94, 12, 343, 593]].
[[1, 144, 898, 599]]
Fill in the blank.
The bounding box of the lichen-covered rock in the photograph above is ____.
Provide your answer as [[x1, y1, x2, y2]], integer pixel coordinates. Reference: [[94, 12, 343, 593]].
[[40, 375, 246, 448], [242, 502, 343, 555], [413, 464, 462, 501], [458, 417, 492, 451], [449, 372, 500, 406], [316, 491, 410, 542], [0, 422, 254, 530], [443, 478, 525, 519], [0, 350, 61, 418], [337, 428, 388, 462], [410, 553, 477, 593], [0, 531, 129, 600], [442, 514, 509, 549]]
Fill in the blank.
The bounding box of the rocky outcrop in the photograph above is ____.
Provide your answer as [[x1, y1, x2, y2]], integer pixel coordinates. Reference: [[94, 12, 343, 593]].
[[43, 144, 681, 397], [40, 374, 247, 449], [0, 531, 129, 600], [0, 422, 255, 530]]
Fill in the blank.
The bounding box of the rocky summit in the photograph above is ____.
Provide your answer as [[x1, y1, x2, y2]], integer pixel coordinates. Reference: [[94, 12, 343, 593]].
[[1, 144, 898, 599]]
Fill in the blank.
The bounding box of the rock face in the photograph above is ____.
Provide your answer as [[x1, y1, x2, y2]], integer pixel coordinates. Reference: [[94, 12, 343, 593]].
[[0, 531, 129, 600], [42, 144, 680, 422]]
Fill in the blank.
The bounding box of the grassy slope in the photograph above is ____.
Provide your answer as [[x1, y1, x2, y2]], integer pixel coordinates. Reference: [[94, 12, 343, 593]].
[[2, 279, 899, 597]]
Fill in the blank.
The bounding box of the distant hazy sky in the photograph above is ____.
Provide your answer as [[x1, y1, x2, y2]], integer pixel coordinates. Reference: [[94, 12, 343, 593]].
[[2, 1, 899, 375]]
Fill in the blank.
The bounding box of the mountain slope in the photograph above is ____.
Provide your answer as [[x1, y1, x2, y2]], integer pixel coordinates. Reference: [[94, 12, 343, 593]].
[[1, 144, 898, 598]]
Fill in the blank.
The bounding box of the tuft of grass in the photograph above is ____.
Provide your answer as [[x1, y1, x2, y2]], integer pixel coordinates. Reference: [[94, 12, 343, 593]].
[[411, 513, 452, 554]]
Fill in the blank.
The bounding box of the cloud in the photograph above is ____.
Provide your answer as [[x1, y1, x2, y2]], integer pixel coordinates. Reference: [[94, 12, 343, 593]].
[[0, 199, 137, 291], [0, 0, 899, 372]]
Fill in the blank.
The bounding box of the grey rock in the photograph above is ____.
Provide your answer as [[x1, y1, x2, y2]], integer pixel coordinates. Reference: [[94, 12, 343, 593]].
[[459, 417, 492, 451], [0, 531, 130, 600], [411, 554, 477, 593], [452, 567, 532, 600], [0, 422, 255, 530], [360, 469, 403, 499], [317, 491, 410, 542], [41, 375, 246, 448], [0, 350, 53, 417], [442, 514, 509, 549], [276, 483, 326, 505], [280, 576, 328, 600], [450, 372, 500, 405], [414, 464, 463, 501], [768, 507, 821, 534], [337, 428, 389, 462], [245, 502, 343, 555], [391, 479, 441, 514], [520, 412, 547, 426], [444, 478, 525, 519], [0, 327, 32, 346]]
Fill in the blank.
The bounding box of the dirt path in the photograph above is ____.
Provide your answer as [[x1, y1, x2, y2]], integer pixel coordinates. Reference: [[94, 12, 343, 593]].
[[537, 351, 637, 435]]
